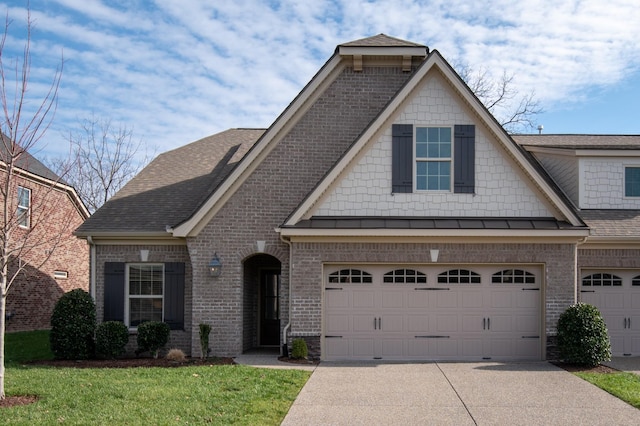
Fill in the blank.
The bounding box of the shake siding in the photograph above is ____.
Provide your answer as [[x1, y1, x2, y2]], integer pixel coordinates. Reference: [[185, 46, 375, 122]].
[[188, 66, 415, 356]]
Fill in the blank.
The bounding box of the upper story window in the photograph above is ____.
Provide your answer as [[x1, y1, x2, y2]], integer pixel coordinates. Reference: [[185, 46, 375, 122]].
[[624, 167, 640, 197], [127, 264, 164, 327], [17, 186, 31, 228], [416, 127, 451, 191]]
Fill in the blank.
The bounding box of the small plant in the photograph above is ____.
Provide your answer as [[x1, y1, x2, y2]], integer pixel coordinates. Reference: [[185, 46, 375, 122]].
[[166, 348, 186, 362], [136, 321, 170, 358], [96, 321, 130, 359], [50, 289, 97, 359], [199, 323, 212, 359], [291, 338, 308, 359], [557, 303, 611, 367]]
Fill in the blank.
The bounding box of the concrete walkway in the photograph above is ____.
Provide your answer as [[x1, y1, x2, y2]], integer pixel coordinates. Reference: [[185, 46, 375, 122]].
[[281, 361, 640, 425]]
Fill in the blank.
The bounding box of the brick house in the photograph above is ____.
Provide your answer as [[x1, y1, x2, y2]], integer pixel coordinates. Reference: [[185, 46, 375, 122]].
[[2, 142, 90, 332], [75, 35, 640, 361]]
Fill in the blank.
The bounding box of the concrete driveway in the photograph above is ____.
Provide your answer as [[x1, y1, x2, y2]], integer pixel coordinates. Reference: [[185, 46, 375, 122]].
[[281, 361, 639, 425]]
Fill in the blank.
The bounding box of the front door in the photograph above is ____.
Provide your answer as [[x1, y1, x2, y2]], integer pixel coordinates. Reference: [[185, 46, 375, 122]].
[[260, 271, 280, 346]]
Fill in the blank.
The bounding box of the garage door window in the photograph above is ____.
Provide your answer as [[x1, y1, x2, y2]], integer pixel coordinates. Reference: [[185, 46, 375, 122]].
[[438, 269, 481, 284], [582, 273, 622, 286], [328, 269, 372, 283], [632, 276, 640, 286], [492, 269, 535, 284], [383, 269, 427, 283]]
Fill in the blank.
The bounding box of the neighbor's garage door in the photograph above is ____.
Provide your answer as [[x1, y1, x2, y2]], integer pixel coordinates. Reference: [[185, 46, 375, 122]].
[[580, 270, 640, 357], [324, 265, 542, 361]]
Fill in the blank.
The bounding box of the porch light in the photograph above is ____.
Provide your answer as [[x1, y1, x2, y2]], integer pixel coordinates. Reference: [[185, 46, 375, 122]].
[[208, 253, 222, 277]]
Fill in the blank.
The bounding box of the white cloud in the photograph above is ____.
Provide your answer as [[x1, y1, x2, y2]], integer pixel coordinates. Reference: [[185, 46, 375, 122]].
[[1, 0, 639, 160]]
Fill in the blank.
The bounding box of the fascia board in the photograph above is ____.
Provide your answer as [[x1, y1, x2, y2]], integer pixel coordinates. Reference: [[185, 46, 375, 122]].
[[338, 46, 428, 57], [278, 227, 590, 239], [171, 54, 344, 238], [74, 231, 180, 240], [575, 149, 640, 157]]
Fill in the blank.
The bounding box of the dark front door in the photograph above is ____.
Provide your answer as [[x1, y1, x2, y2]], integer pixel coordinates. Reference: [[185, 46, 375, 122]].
[[260, 271, 280, 346]]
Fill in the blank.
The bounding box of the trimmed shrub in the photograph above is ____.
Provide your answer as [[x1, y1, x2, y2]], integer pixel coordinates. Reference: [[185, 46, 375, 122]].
[[96, 321, 130, 359], [166, 348, 186, 362], [557, 303, 611, 366], [136, 321, 170, 358], [291, 338, 308, 359], [199, 323, 211, 359], [50, 289, 97, 360]]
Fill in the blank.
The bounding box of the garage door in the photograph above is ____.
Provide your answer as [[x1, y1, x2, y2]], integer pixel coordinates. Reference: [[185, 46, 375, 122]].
[[324, 264, 542, 361], [580, 270, 640, 357]]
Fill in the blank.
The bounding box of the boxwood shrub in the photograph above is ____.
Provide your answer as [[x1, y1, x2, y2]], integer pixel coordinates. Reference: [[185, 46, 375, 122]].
[[557, 303, 611, 366], [96, 321, 130, 359], [136, 321, 170, 358], [50, 289, 96, 359]]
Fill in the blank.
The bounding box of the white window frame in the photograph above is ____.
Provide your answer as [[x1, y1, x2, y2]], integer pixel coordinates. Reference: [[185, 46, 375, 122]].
[[624, 166, 640, 198], [414, 126, 453, 192], [17, 186, 31, 228], [125, 263, 164, 328]]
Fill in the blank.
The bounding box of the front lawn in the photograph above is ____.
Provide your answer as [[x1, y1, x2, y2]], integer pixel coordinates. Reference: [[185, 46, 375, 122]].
[[575, 371, 640, 409], [2, 331, 311, 425]]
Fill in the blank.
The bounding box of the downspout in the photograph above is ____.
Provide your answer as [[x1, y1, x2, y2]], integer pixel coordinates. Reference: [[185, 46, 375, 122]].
[[279, 232, 292, 357], [86, 236, 96, 300]]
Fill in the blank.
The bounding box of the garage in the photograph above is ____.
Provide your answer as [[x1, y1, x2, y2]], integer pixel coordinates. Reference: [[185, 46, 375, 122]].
[[323, 264, 542, 361], [580, 270, 640, 357]]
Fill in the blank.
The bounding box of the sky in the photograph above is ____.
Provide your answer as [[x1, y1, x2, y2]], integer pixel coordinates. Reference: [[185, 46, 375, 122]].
[[2, 0, 640, 162]]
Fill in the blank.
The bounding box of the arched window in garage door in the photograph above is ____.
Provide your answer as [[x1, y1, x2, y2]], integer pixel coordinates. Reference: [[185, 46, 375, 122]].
[[438, 269, 481, 284], [328, 269, 372, 283], [582, 273, 622, 287], [492, 269, 535, 284], [632, 275, 640, 286], [383, 269, 427, 283]]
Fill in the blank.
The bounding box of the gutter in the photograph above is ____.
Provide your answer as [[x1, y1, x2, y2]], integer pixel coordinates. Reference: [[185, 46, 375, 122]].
[[86, 236, 96, 300], [279, 232, 293, 357]]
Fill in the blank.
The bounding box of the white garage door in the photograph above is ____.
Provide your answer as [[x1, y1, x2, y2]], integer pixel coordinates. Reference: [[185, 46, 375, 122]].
[[580, 270, 640, 357], [324, 264, 542, 361]]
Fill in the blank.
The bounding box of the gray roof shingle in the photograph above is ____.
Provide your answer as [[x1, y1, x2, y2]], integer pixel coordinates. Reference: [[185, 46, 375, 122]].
[[75, 128, 264, 235], [339, 34, 426, 48], [579, 210, 640, 238], [513, 134, 640, 149]]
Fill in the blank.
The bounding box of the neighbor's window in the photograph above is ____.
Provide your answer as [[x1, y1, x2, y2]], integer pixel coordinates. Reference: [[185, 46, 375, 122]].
[[127, 264, 164, 327], [416, 127, 452, 191], [17, 186, 31, 228], [625, 167, 640, 197]]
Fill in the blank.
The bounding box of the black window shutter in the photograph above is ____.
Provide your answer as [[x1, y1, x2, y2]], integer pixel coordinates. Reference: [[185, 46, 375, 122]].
[[164, 262, 185, 330], [104, 262, 125, 322], [392, 124, 414, 193], [454, 124, 475, 193]]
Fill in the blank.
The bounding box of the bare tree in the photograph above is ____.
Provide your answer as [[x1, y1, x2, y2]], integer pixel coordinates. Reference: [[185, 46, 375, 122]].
[[455, 63, 543, 133], [52, 116, 149, 214], [0, 9, 67, 400]]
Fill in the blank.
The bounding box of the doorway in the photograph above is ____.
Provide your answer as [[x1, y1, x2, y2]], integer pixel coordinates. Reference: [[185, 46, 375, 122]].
[[260, 270, 280, 346]]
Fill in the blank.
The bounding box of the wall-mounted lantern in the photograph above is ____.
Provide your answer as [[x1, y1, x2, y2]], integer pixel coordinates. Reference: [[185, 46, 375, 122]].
[[208, 253, 222, 277]]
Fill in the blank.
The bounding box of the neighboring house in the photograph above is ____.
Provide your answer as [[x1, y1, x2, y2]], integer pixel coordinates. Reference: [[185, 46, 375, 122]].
[[2, 141, 90, 332], [74, 35, 639, 361]]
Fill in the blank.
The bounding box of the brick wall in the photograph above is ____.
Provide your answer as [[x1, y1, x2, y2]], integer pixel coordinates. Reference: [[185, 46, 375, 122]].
[[289, 241, 577, 359], [94, 244, 192, 355], [5, 174, 89, 332]]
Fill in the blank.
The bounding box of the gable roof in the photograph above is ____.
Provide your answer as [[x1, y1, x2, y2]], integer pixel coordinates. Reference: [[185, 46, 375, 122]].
[[279, 49, 586, 232], [74, 128, 264, 236]]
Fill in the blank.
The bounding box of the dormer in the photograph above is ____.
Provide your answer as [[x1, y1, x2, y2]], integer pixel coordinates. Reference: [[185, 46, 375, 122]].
[[337, 34, 428, 72]]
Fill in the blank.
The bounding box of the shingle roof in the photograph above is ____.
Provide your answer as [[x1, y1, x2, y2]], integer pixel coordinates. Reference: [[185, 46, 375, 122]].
[[339, 34, 426, 48], [75, 128, 265, 235], [0, 135, 64, 182], [579, 210, 640, 238], [513, 134, 640, 149]]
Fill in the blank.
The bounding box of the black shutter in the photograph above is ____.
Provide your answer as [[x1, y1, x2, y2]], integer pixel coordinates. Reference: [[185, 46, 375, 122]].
[[104, 262, 125, 322], [164, 262, 185, 330], [392, 124, 414, 193], [454, 125, 475, 193]]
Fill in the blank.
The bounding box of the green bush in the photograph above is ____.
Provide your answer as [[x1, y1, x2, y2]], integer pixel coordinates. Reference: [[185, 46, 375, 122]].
[[557, 303, 611, 366], [291, 338, 308, 359], [96, 321, 130, 359], [136, 321, 170, 358], [50, 289, 97, 360], [199, 323, 211, 359]]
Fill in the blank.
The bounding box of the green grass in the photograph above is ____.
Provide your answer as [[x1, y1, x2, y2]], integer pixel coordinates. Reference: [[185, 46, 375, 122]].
[[5, 330, 54, 365], [575, 371, 640, 409], [2, 331, 311, 425]]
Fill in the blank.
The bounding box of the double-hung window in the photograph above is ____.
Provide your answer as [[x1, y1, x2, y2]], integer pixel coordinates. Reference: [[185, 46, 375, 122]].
[[415, 127, 452, 191], [625, 167, 640, 197], [17, 186, 31, 228], [127, 264, 164, 327]]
